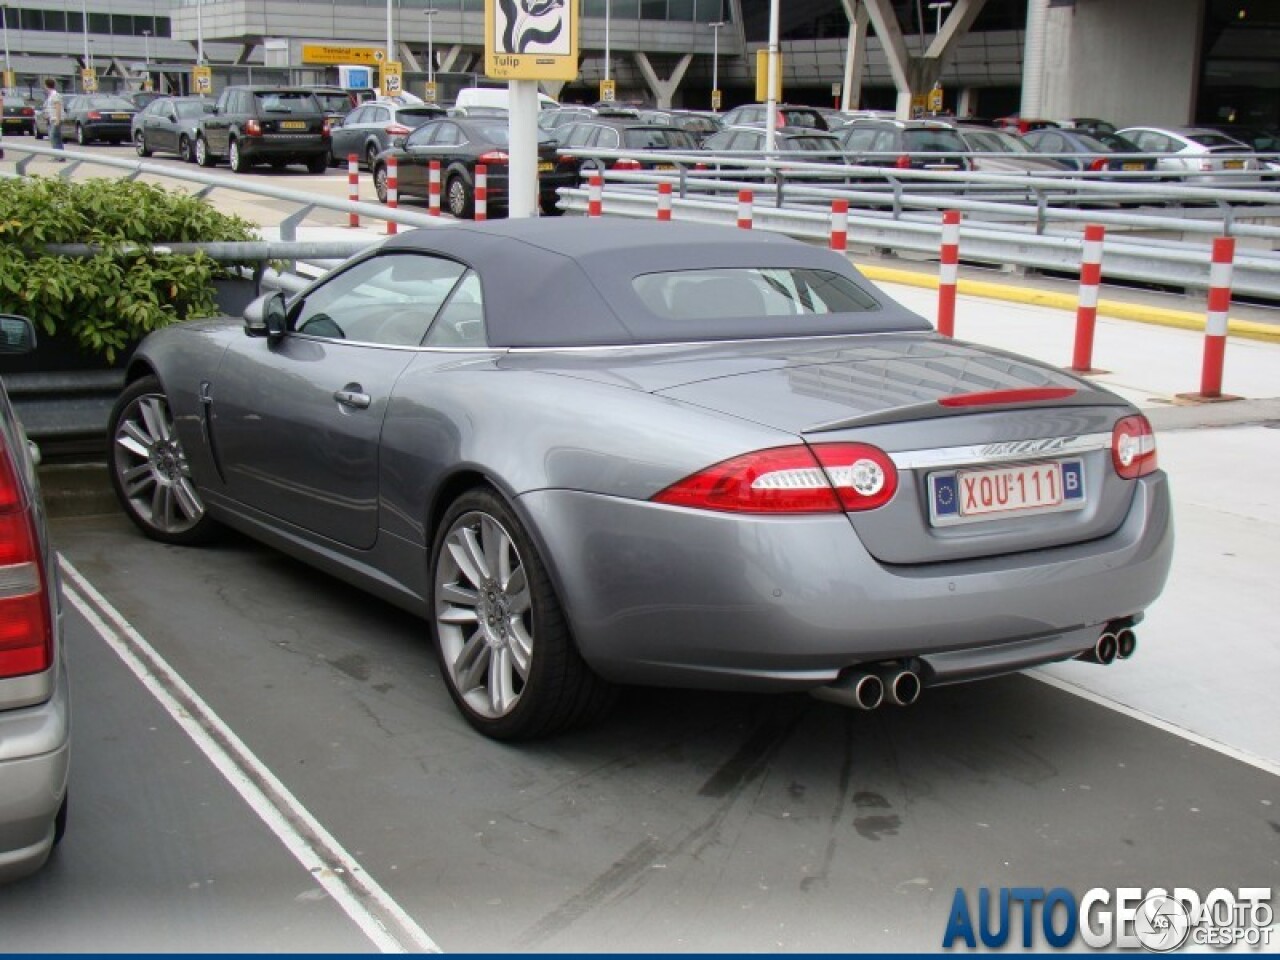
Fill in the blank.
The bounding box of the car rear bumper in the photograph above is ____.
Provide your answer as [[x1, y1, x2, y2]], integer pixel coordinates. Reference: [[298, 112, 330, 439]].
[[518, 472, 1173, 691], [83, 122, 132, 138], [0, 664, 70, 884], [238, 136, 328, 160]]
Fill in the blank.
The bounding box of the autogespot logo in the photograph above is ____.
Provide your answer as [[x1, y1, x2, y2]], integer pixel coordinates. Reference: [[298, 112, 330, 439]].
[[941, 886, 1274, 951]]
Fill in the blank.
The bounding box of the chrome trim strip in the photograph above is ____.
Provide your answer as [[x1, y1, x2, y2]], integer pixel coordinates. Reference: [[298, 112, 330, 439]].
[[890, 432, 1113, 470]]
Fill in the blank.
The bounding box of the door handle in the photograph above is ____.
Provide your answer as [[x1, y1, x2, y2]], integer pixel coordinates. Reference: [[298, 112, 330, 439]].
[[333, 388, 371, 410]]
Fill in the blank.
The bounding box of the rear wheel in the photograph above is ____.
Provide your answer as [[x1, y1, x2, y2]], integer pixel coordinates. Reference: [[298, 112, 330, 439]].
[[374, 164, 389, 203], [228, 138, 250, 173], [134, 130, 151, 157], [307, 153, 328, 174], [76, 124, 91, 145], [365, 143, 379, 171], [108, 375, 217, 545], [178, 134, 193, 163], [430, 488, 614, 740], [446, 174, 474, 219]]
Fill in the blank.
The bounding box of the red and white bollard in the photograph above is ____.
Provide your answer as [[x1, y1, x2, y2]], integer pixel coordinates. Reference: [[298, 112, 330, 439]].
[[737, 189, 754, 230], [1071, 224, 1106, 372], [428, 160, 441, 217], [1199, 236, 1236, 399], [588, 172, 603, 218], [347, 154, 360, 228], [475, 164, 488, 222], [830, 199, 849, 253], [385, 156, 399, 236], [657, 181, 672, 221], [937, 210, 960, 337]]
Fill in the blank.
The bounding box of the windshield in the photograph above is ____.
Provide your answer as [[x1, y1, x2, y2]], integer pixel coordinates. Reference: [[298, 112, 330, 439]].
[[902, 129, 967, 152], [313, 93, 353, 113], [1188, 132, 1247, 148], [1092, 132, 1137, 151], [634, 268, 879, 322], [622, 128, 697, 149], [787, 136, 844, 152], [176, 100, 217, 118], [398, 108, 442, 127], [255, 92, 319, 114], [86, 96, 135, 110], [966, 130, 1032, 154]]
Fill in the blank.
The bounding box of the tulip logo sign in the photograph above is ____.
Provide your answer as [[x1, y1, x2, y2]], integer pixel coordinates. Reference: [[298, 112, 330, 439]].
[[941, 886, 1274, 951], [485, 0, 578, 81]]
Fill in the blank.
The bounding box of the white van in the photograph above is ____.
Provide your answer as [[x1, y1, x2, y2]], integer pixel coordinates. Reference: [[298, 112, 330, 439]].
[[454, 87, 558, 113]]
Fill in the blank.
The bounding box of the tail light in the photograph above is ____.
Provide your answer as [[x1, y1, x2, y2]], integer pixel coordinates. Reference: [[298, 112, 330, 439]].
[[384, 123, 411, 136], [653, 443, 898, 514], [1089, 157, 1108, 172], [939, 387, 1077, 408], [895, 154, 911, 169], [87, 111, 102, 120], [1111, 414, 1158, 479], [1200, 159, 1214, 172], [614, 158, 642, 171], [321, 119, 332, 139], [0, 435, 52, 680], [478, 150, 509, 164], [22, 108, 33, 117], [245, 118, 262, 136]]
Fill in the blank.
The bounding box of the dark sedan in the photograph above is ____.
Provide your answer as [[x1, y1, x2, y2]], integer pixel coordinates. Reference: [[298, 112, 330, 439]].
[[59, 94, 139, 145], [555, 119, 699, 176], [372, 116, 573, 218], [1022, 128, 1157, 176], [2, 96, 37, 136], [132, 96, 216, 162], [839, 120, 971, 171], [105, 220, 1172, 741]]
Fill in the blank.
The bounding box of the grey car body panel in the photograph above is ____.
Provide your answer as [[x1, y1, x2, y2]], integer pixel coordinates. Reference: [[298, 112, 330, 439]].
[[123, 220, 1172, 696]]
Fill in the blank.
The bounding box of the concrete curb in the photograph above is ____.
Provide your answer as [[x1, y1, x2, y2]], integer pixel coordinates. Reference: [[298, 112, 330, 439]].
[[858, 265, 1280, 344]]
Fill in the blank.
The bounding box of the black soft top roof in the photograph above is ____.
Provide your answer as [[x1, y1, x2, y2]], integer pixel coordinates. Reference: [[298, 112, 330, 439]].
[[381, 220, 929, 348]]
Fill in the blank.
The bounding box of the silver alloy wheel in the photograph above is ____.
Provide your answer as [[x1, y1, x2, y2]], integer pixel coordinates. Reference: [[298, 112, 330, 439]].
[[179, 135, 192, 162], [374, 166, 389, 203], [112, 391, 207, 535], [435, 510, 533, 719], [229, 139, 242, 171], [447, 177, 469, 217]]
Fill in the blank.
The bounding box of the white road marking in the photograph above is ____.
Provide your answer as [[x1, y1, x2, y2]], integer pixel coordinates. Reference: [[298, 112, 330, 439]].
[[1031, 671, 1280, 779], [59, 556, 441, 954]]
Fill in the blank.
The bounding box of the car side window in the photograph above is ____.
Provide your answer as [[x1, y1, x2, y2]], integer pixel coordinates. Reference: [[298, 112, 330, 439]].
[[346, 106, 367, 125], [372, 107, 390, 124], [291, 253, 469, 347], [431, 122, 464, 146], [407, 123, 435, 147], [424, 271, 487, 348], [564, 124, 594, 148], [597, 127, 620, 149], [1038, 132, 1064, 152]]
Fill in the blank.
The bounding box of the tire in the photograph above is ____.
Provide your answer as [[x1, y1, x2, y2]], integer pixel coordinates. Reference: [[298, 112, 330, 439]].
[[76, 124, 91, 146], [195, 135, 216, 167], [365, 143, 379, 171], [228, 138, 250, 173], [108, 375, 218, 545], [374, 164, 389, 203], [134, 130, 151, 157], [446, 173, 474, 219], [307, 153, 328, 174], [430, 488, 615, 740], [540, 192, 564, 217], [34, 124, 44, 141], [179, 134, 193, 163]]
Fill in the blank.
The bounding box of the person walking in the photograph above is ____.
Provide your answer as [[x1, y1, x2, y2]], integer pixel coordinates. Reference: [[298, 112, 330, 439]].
[[43, 79, 65, 160]]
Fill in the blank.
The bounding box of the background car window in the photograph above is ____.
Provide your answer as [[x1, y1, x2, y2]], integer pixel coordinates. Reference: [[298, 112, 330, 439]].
[[623, 128, 695, 149], [431, 123, 464, 146], [564, 124, 595, 148], [424, 272, 487, 348], [292, 253, 468, 347], [597, 128, 621, 149], [701, 130, 732, 151], [372, 106, 391, 124], [841, 127, 879, 151], [176, 101, 214, 119], [1036, 131, 1066, 152], [407, 123, 435, 147], [634, 268, 879, 321], [255, 92, 316, 114], [903, 129, 966, 152]]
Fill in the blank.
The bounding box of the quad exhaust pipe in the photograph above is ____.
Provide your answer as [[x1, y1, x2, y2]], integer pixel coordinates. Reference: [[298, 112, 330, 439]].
[[811, 663, 921, 711]]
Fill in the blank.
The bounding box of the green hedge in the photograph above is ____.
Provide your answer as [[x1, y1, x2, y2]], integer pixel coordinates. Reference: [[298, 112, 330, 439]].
[[0, 177, 257, 362]]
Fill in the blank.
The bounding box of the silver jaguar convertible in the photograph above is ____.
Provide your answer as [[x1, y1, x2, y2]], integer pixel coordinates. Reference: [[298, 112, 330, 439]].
[[108, 220, 1173, 740]]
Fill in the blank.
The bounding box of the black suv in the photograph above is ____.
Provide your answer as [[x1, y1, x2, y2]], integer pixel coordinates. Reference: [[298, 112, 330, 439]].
[[195, 86, 331, 173]]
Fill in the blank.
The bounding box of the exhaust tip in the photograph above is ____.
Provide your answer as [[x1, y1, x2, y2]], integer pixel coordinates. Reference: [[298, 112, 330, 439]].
[[854, 673, 885, 711], [886, 669, 922, 707], [811, 670, 884, 711], [1116, 628, 1137, 660], [1096, 632, 1118, 665]]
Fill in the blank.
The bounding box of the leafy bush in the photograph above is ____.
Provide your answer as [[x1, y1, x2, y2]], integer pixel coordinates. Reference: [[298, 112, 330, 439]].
[[0, 177, 257, 362]]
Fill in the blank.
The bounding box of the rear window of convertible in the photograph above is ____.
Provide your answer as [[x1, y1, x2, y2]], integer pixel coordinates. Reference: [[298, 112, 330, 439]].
[[633, 268, 880, 321]]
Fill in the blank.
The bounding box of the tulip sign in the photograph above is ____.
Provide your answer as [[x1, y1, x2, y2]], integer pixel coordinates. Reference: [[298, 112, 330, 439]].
[[485, 0, 579, 81]]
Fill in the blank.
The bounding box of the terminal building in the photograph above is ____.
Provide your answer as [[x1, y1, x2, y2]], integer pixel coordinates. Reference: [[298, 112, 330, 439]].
[[1, 0, 1275, 129]]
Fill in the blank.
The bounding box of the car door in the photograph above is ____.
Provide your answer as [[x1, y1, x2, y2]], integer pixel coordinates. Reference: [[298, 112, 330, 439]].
[[331, 104, 364, 160], [153, 101, 177, 153], [211, 250, 471, 549], [205, 89, 238, 154]]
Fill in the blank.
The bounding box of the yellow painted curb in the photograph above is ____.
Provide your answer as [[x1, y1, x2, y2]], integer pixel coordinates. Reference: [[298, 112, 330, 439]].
[[858, 264, 1280, 344]]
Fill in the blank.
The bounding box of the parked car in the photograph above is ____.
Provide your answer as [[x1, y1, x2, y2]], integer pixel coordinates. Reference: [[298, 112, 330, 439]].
[[1199, 123, 1280, 170], [1116, 126, 1260, 184], [701, 125, 851, 184], [104, 219, 1172, 741], [555, 118, 699, 177], [371, 116, 574, 218], [0, 314, 70, 882], [195, 86, 331, 173], [955, 126, 1070, 174], [838, 119, 970, 170], [52, 94, 139, 145], [2, 96, 37, 136], [994, 115, 1060, 135], [132, 95, 217, 162], [538, 105, 639, 142], [1022, 128, 1159, 177], [1063, 117, 1116, 137], [298, 85, 360, 125], [330, 100, 446, 168], [126, 90, 165, 111], [720, 103, 831, 131], [636, 109, 721, 144]]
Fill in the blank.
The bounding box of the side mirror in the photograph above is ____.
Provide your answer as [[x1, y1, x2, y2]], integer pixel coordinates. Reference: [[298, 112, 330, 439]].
[[243, 292, 288, 340], [0, 315, 37, 355]]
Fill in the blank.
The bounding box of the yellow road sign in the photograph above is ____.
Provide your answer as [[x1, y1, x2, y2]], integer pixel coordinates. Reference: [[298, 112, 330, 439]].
[[599, 79, 616, 103], [711, 89, 722, 112], [485, 0, 579, 81], [302, 45, 383, 66], [928, 85, 944, 113], [80, 68, 98, 93], [380, 61, 403, 98], [192, 65, 212, 96], [424, 80, 439, 103], [754, 49, 782, 102]]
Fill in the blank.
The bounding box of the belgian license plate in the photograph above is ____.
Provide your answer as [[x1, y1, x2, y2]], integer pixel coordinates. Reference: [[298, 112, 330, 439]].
[[1122, 162, 1145, 171], [537, 161, 554, 172], [280, 120, 307, 130], [657, 163, 677, 171], [929, 459, 1085, 526], [1224, 159, 1244, 170], [112, 113, 131, 120]]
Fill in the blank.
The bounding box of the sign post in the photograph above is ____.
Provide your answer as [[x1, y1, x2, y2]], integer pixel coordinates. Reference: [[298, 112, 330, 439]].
[[485, 0, 579, 219]]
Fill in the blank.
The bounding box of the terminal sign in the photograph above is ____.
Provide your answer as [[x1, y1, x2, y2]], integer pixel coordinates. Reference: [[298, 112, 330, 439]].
[[484, 0, 579, 81], [302, 45, 384, 66]]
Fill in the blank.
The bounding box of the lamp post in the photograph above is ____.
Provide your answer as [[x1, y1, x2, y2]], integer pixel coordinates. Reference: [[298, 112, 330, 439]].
[[142, 28, 151, 65], [2, 4, 12, 91], [196, 0, 204, 64], [604, 0, 610, 84], [386, 0, 394, 65], [709, 20, 724, 112], [928, 1, 953, 36], [424, 7, 437, 86], [81, 0, 90, 69]]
